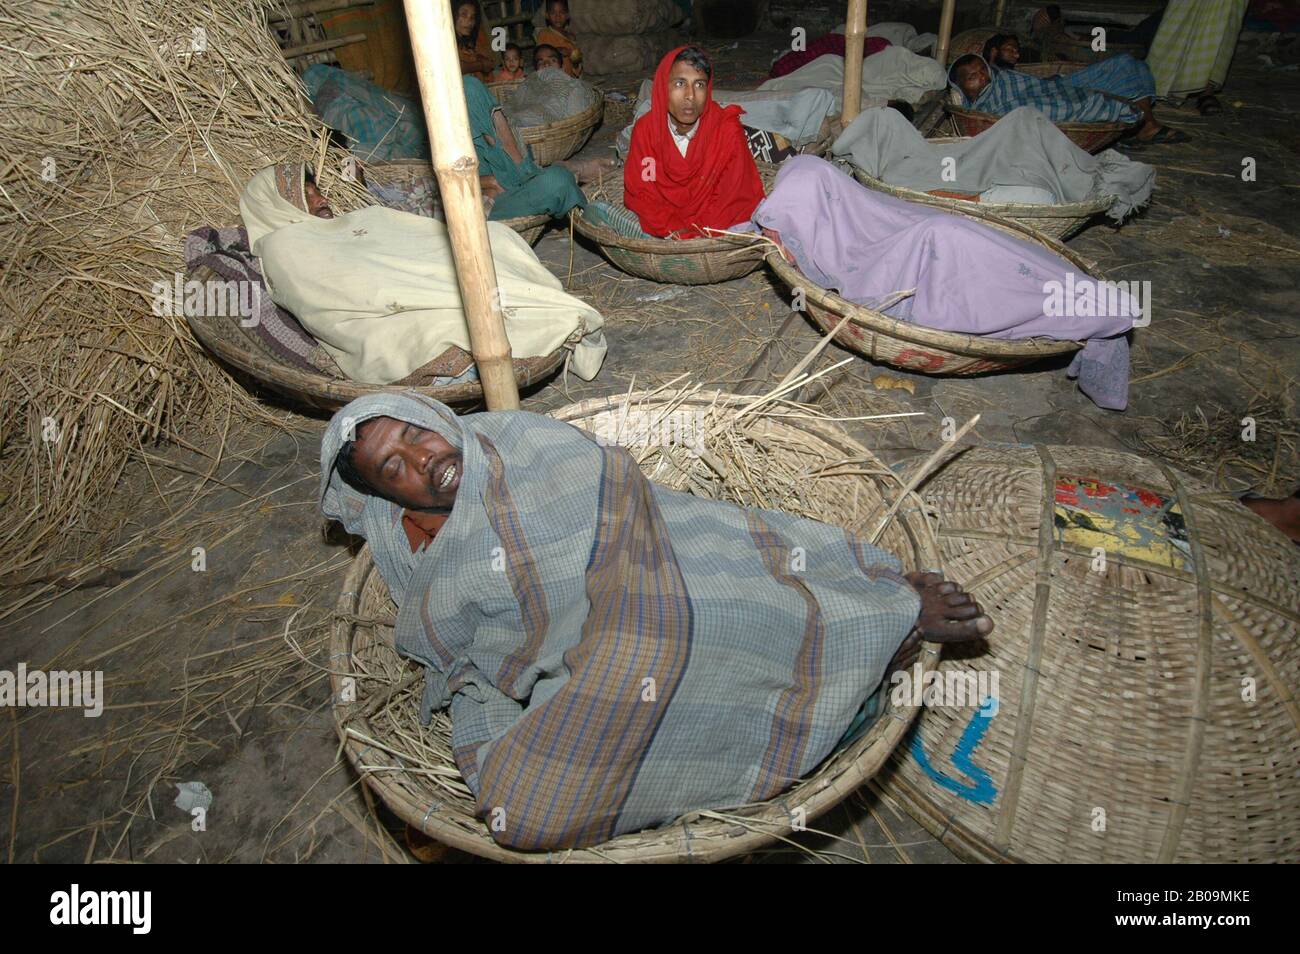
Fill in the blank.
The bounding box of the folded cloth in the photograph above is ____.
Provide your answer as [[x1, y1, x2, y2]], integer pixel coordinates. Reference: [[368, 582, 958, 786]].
[[616, 82, 836, 159], [759, 45, 948, 110], [832, 21, 939, 52], [753, 157, 1135, 410], [319, 392, 922, 850], [832, 105, 1155, 220], [302, 65, 428, 161]]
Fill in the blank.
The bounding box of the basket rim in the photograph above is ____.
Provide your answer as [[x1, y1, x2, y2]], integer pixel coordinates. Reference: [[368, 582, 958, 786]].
[[328, 389, 946, 863], [182, 265, 566, 410], [360, 159, 551, 234], [849, 162, 1116, 222], [517, 96, 604, 142], [943, 101, 1137, 136], [570, 160, 778, 254]]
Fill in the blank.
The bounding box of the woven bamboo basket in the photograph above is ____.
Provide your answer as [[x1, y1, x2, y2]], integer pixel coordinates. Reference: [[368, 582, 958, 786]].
[[879, 444, 1300, 863], [943, 62, 1138, 154], [764, 203, 1093, 375], [570, 163, 779, 285], [944, 101, 1134, 153], [496, 88, 604, 167], [364, 159, 549, 245], [847, 137, 1116, 242], [182, 265, 567, 413], [602, 93, 636, 130], [329, 389, 943, 863]]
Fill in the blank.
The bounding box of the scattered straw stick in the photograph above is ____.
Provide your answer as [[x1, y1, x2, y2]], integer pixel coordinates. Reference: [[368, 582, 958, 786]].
[[869, 414, 980, 545], [774, 313, 854, 393]]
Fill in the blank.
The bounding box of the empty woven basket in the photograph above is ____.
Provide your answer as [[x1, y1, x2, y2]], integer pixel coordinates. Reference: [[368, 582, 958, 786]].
[[879, 444, 1300, 863], [330, 390, 942, 862]]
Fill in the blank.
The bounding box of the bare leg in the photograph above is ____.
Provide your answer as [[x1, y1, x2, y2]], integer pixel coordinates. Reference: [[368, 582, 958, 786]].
[[560, 155, 618, 185]]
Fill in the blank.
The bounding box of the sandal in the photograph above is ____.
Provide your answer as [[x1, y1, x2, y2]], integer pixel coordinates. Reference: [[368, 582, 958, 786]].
[[1137, 125, 1190, 145], [1196, 94, 1222, 116]]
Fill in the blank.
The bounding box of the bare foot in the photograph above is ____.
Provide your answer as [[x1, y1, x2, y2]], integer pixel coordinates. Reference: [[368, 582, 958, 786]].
[[1242, 492, 1300, 543], [562, 156, 618, 185], [888, 571, 993, 673]]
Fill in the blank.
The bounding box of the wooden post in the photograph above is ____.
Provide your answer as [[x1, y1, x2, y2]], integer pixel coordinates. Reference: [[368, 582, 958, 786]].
[[993, 0, 1007, 25], [934, 0, 957, 67], [402, 0, 520, 410], [841, 0, 867, 125]]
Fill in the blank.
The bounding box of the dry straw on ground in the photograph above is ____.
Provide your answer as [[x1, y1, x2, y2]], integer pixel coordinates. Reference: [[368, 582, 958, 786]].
[[0, 0, 369, 585]]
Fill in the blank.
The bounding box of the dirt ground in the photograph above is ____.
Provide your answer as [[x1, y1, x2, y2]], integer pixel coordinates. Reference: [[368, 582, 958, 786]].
[[3, 9, 1297, 864]]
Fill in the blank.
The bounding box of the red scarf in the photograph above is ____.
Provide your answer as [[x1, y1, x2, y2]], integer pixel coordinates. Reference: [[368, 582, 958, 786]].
[[623, 47, 765, 239]]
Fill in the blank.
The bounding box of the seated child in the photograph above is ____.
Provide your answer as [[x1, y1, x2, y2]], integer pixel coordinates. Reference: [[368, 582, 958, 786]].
[[491, 43, 526, 83], [534, 0, 583, 77]]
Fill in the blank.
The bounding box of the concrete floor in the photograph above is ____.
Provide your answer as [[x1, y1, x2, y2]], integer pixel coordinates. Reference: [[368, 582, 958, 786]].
[[2, 17, 1296, 864]]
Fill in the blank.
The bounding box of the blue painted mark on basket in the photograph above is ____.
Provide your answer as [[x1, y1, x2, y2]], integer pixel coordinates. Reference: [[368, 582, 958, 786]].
[[909, 698, 998, 805]]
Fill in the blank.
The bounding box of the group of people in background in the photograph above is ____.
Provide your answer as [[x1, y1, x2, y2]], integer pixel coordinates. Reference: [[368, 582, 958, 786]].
[[453, 0, 582, 82]]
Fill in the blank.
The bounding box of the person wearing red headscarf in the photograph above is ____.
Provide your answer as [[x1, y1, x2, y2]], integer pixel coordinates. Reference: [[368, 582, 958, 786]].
[[622, 46, 766, 240]]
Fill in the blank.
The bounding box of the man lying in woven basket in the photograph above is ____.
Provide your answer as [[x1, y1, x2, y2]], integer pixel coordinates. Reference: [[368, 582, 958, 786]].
[[948, 51, 1188, 146], [319, 392, 994, 851]]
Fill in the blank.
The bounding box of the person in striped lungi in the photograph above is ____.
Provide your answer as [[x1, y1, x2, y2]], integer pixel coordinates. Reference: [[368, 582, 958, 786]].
[[1146, 0, 1251, 114]]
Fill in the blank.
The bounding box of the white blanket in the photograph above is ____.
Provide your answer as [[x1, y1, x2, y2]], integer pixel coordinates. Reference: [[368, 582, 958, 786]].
[[757, 46, 947, 109], [241, 168, 605, 385]]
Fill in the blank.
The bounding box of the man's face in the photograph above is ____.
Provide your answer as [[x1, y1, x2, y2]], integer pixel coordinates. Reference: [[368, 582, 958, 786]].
[[667, 61, 709, 132], [956, 60, 991, 100], [351, 416, 462, 511], [305, 180, 333, 218], [546, 1, 567, 29], [454, 2, 475, 37], [998, 39, 1020, 66], [535, 47, 560, 70]]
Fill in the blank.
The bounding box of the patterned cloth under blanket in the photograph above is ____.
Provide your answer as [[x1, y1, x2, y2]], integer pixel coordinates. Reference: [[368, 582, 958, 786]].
[[754, 157, 1137, 410], [319, 392, 922, 850], [183, 225, 333, 373], [498, 66, 600, 129]]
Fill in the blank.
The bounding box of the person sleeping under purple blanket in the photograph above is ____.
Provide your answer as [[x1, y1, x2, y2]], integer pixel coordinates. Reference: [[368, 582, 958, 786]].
[[754, 156, 1139, 410]]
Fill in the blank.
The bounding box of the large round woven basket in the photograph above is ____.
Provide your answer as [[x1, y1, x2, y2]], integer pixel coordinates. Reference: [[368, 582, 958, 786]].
[[182, 265, 567, 413], [880, 444, 1300, 863], [764, 204, 1092, 375], [570, 163, 779, 285], [364, 159, 550, 245], [495, 86, 604, 167], [848, 137, 1116, 242], [329, 390, 943, 862], [944, 102, 1134, 153]]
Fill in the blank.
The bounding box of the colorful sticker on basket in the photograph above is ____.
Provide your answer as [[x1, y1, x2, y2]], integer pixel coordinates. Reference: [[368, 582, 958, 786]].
[[909, 698, 998, 806], [1053, 475, 1190, 570]]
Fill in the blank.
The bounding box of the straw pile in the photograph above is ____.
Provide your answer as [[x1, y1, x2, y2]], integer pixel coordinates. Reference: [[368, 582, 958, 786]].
[[0, 0, 370, 585]]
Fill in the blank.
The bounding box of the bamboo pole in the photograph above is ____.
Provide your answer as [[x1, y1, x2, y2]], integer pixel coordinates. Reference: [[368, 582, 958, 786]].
[[935, 0, 957, 67], [993, 0, 1008, 25], [841, 0, 867, 125], [402, 0, 520, 410]]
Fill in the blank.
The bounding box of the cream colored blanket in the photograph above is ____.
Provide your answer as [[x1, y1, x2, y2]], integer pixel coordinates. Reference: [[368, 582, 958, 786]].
[[240, 166, 605, 385]]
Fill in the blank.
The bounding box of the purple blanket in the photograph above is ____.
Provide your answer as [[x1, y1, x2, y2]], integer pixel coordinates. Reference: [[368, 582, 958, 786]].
[[753, 157, 1136, 409]]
